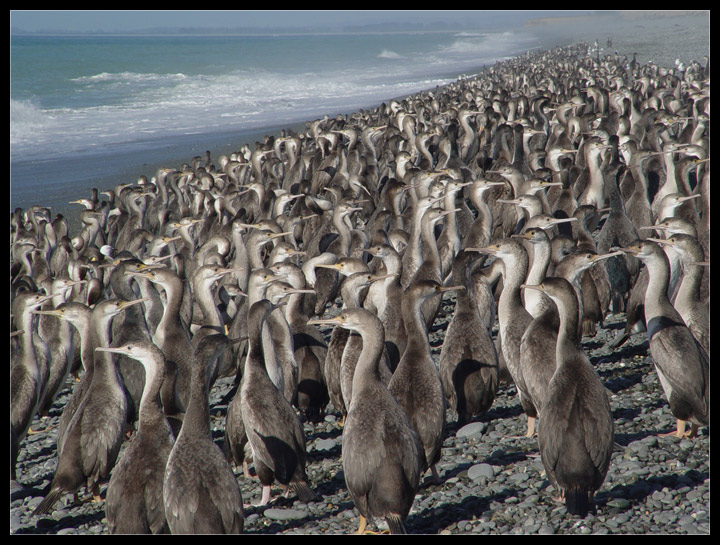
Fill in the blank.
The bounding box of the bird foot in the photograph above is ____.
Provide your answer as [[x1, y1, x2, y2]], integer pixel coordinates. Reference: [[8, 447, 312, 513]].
[[354, 516, 390, 534], [420, 465, 443, 488], [658, 420, 698, 439]]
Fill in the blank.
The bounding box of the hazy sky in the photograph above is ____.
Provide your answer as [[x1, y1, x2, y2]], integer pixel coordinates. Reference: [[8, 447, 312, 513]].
[[10, 10, 574, 33]]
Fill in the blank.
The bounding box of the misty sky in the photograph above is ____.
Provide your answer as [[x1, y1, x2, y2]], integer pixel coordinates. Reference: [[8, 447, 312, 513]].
[[10, 10, 582, 33]]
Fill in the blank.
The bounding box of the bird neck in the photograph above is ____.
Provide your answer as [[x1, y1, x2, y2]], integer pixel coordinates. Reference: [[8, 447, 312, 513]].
[[675, 262, 703, 305], [420, 218, 441, 265], [19, 308, 39, 362], [194, 279, 224, 328], [73, 318, 94, 373], [402, 293, 431, 354], [138, 357, 166, 426], [156, 276, 184, 334], [642, 252, 678, 321], [554, 296, 582, 365], [584, 157, 606, 208], [498, 254, 528, 317], [352, 320, 386, 395], [661, 149, 680, 194], [261, 320, 285, 392], [181, 360, 212, 440]]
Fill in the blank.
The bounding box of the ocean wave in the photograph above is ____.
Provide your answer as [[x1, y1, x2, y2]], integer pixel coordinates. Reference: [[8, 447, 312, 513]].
[[70, 71, 190, 84], [378, 49, 404, 59], [439, 31, 535, 58], [11, 67, 457, 161], [10, 99, 56, 144]]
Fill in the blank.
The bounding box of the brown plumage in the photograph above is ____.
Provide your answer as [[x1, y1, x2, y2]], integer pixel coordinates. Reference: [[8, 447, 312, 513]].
[[163, 334, 245, 534], [439, 250, 498, 425], [240, 300, 316, 506], [622, 240, 709, 438], [310, 308, 423, 534], [522, 278, 614, 517], [389, 279, 460, 481]]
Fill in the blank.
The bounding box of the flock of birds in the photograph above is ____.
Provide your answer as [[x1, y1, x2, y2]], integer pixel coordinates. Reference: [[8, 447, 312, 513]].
[[10, 42, 709, 534]]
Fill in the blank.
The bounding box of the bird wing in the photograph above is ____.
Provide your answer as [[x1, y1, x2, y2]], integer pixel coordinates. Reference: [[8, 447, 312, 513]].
[[79, 396, 127, 487], [163, 448, 200, 534], [199, 447, 245, 533], [539, 359, 613, 484], [342, 391, 422, 501], [650, 322, 709, 400]]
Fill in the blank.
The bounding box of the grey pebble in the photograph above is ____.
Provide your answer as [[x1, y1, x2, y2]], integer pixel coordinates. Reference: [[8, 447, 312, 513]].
[[264, 508, 309, 521], [457, 422, 487, 438], [468, 463, 494, 481], [313, 438, 337, 451]]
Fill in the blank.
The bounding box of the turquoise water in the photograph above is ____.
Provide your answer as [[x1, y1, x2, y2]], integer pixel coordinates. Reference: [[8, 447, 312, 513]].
[[9, 13, 709, 216], [10, 32, 538, 162]]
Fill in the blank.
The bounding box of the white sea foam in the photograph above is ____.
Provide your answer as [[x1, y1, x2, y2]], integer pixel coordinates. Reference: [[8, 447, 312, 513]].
[[11, 30, 543, 163], [438, 31, 534, 62], [10, 99, 57, 144], [378, 49, 404, 59], [11, 67, 455, 161], [70, 71, 190, 84]]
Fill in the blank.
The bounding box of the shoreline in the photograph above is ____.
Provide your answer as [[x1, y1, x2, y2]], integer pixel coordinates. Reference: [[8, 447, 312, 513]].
[[10, 11, 709, 234], [10, 69, 492, 234]]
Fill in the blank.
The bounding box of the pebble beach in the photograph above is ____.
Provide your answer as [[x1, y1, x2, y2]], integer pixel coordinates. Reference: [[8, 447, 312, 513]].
[[11, 303, 711, 535], [11, 11, 710, 536]]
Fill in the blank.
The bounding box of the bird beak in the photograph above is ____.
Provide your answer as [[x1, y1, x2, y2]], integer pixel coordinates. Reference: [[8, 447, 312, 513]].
[[125, 270, 153, 279], [549, 217, 578, 224], [520, 283, 544, 293], [95, 345, 132, 356], [307, 316, 341, 327], [117, 297, 151, 310], [142, 254, 174, 266], [26, 294, 57, 308], [620, 246, 641, 256], [677, 194, 701, 203], [592, 250, 624, 261], [31, 308, 62, 317], [464, 245, 498, 255], [638, 224, 667, 232], [439, 207, 461, 217], [646, 237, 674, 246]]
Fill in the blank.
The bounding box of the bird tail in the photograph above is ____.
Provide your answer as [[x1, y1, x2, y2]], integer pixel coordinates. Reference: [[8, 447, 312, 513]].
[[291, 481, 318, 503], [565, 486, 591, 517], [386, 514, 407, 534], [33, 487, 63, 516]]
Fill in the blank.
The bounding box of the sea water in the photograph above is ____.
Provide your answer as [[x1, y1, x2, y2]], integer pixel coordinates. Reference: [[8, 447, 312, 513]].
[[9, 13, 709, 218]]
